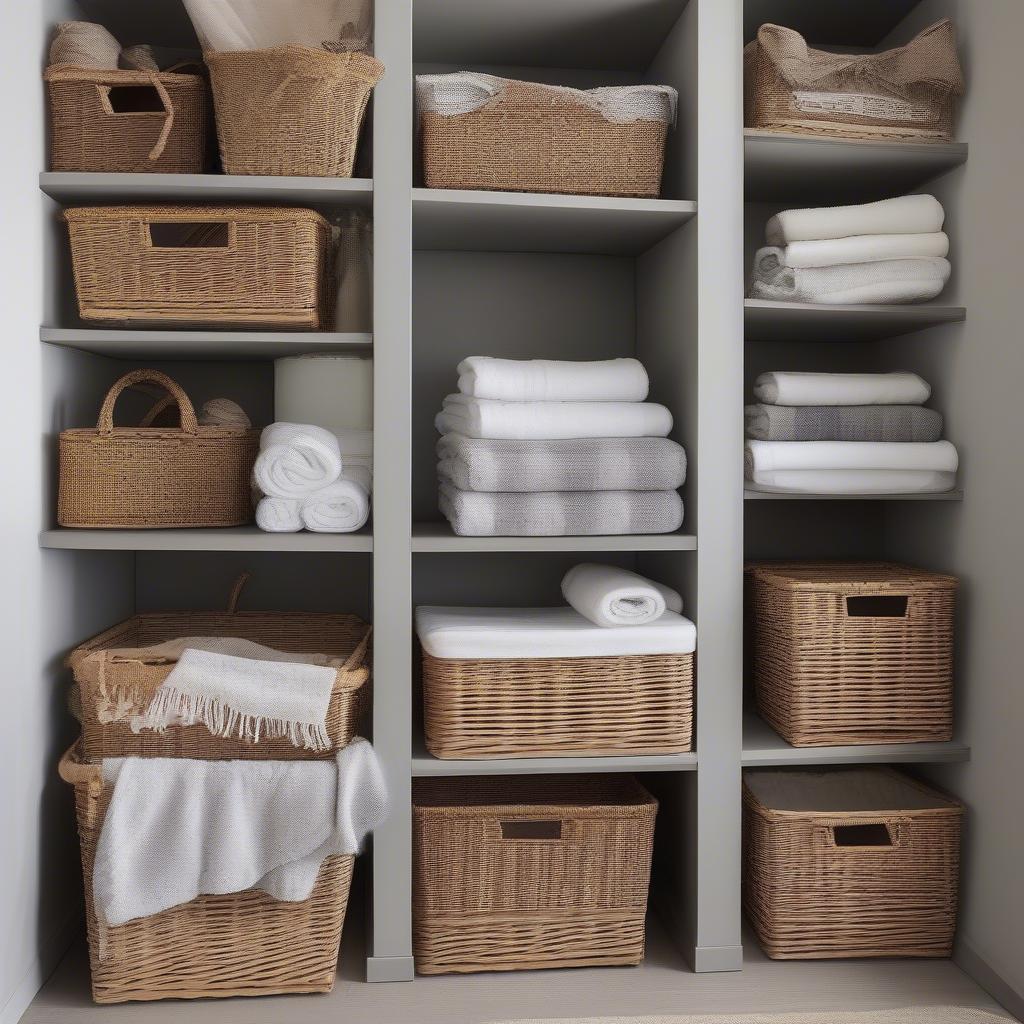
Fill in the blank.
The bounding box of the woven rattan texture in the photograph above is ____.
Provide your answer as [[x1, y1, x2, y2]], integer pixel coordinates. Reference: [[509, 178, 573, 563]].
[[749, 562, 957, 747], [422, 651, 692, 758], [206, 46, 383, 177], [45, 68, 207, 173], [743, 768, 962, 959], [60, 744, 353, 1003], [64, 205, 333, 328], [412, 775, 656, 973]]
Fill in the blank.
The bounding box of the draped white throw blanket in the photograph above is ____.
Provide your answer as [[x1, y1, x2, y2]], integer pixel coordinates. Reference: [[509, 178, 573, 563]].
[[561, 563, 683, 627]]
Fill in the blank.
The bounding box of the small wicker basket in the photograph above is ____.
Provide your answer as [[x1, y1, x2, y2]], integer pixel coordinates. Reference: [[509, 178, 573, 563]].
[[59, 742, 354, 1003], [743, 767, 963, 959], [64, 205, 333, 329], [413, 775, 657, 974]]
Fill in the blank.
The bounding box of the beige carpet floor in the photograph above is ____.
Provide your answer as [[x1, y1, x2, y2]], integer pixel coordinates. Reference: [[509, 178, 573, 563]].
[[494, 1009, 1015, 1024]]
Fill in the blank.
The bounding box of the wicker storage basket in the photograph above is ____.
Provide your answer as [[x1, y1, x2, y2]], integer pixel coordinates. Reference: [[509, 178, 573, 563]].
[[45, 66, 208, 173], [413, 775, 657, 974], [206, 46, 383, 177], [748, 561, 957, 747], [68, 573, 371, 762], [422, 651, 693, 758], [743, 767, 962, 959], [58, 370, 259, 529], [59, 742, 354, 1003], [416, 74, 677, 198], [64, 205, 333, 329], [744, 19, 964, 142]]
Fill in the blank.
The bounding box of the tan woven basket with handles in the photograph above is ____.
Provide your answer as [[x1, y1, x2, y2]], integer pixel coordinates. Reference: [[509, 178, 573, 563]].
[[744, 19, 964, 142], [64, 205, 333, 328], [58, 369, 259, 528], [67, 572, 372, 762], [206, 46, 383, 177], [748, 561, 957, 747], [413, 775, 657, 974], [59, 741, 354, 1003], [743, 767, 963, 959]]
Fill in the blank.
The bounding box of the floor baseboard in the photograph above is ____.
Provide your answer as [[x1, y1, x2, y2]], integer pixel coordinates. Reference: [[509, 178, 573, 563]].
[[0, 910, 81, 1024], [954, 938, 1024, 1021]]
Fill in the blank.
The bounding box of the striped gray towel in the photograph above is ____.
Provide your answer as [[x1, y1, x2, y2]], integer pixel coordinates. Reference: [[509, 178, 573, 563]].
[[745, 404, 943, 442], [436, 434, 686, 493]]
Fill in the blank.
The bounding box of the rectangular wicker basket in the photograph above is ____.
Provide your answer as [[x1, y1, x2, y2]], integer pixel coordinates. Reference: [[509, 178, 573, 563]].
[[59, 742, 354, 1003], [413, 775, 657, 974], [68, 573, 371, 762], [743, 767, 963, 959], [748, 561, 957, 747], [64, 205, 333, 328], [421, 650, 692, 758]]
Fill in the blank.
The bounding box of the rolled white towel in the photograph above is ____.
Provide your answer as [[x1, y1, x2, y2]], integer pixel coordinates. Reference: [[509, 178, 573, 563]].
[[254, 423, 343, 499], [765, 194, 945, 246], [561, 563, 683, 628], [337, 428, 373, 493], [753, 371, 931, 407], [300, 479, 370, 533], [256, 496, 302, 533], [457, 356, 650, 403]]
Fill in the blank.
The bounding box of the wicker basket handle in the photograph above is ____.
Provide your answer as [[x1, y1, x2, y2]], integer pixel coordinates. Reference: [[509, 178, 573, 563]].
[[226, 571, 252, 613], [818, 819, 907, 851], [97, 370, 198, 436], [95, 72, 175, 162]]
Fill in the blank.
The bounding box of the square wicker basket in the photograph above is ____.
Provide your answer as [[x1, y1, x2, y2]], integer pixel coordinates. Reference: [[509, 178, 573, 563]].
[[743, 767, 963, 959]]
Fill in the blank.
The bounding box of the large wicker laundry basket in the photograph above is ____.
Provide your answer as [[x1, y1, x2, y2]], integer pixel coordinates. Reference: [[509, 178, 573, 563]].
[[64, 205, 333, 328], [413, 775, 657, 974], [45, 66, 208, 173], [743, 767, 963, 959], [416, 74, 677, 197], [68, 573, 372, 762], [206, 46, 383, 177], [744, 19, 964, 142], [59, 742, 354, 1003], [58, 370, 259, 528]]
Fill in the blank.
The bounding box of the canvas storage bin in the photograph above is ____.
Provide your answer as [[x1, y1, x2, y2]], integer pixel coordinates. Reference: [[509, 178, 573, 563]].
[[416, 74, 677, 198], [748, 562, 957, 747], [45, 66, 208, 173], [743, 767, 963, 959], [64, 205, 333, 329], [67, 573, 371, 762], [58, 369, 259, 528], [744, 19, 964, 142], [413, 775, 657, 974], [206, 46, 383, 177], [59, 742, 354, 1003]]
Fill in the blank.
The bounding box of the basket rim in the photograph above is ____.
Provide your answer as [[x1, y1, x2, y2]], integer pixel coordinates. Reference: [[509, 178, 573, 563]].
[[205, 44, 384, 76], [44, 66, 205, 85], [747, 560, 958, 591], [60, 426, 260, 440], [63, 205, 332, 228]]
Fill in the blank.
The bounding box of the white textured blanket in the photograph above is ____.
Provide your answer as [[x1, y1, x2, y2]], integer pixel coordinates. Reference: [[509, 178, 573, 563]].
[[767, 232, 949, 269], [745, 440, 959, 474], [753, 372, 931, 407], [765, 194, 945, 245], [561, 563, 683, 627], [457, 356, 649, 403], [746, 469, 958, 494]]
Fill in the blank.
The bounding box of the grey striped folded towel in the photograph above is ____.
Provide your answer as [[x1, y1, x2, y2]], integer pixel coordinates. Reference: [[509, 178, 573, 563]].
[[745, 404, 943, 442]]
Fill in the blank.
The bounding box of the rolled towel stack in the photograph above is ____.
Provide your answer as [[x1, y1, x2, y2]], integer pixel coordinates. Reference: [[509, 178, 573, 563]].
[[434, 357, 687, 536], [745, 371, 959, 494], [749, 194, 952, 305]]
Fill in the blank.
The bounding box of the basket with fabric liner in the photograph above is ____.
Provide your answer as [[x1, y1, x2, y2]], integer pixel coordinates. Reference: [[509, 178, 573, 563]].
[[58, 369, 259, 529], [45, 65, 208, 173], [748, 561, 957, 747], [413, 775, 657, 974], [743, 767, 963, 959], [64, 205, 333, 328], [59, 741, 354, 1003], [68, 573, 372, 762], [206, 46, 383, 177]]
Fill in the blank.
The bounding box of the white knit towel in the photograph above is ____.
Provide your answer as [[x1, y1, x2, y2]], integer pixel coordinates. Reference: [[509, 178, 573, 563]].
[[745, 440, 959, 474], [561, 563, 683, 628], [753, 371, 931, 406], [765, 194, 945, 245], [456, 356, 650, 403], [256, 495, 302, 532], [300, 478, 370, 533], [253, 422, 343, 499], [769, 232, 949, 269], [746, 469, 958, 494]]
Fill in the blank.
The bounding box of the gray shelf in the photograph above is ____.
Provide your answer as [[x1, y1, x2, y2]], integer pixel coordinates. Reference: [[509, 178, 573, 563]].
[[745, 489, 963, 502], [41, 327, 372, 361], [742, 714, 970, 767], [413, 188, 696, 255], [412, 522, 697, 553], [745, 131, 968, 204], [39, 527, 372, 552], [745, 299, 966, 343]]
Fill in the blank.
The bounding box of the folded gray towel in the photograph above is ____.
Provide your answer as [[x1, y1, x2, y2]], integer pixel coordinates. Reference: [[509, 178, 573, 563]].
[[745, 404, 943, 442]]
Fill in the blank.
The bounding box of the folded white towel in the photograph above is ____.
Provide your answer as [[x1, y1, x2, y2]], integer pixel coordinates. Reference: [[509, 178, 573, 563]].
[[746, 469, 957, 494], [456, 356, 650, 403], [561, 563, 683, 628], [415, 605, 697, 660], [765, 194, 945, 245], [256, 495, 302, 533], [337, 428, 373, 493], [254, 423, 343, 499], [94, 738, 387, 926], [753, 371, 931, 407], [436, 395, 673, 440], [745, 440, 959, 474], [759, 232, 950, 270], [300, 479, 370, 533]]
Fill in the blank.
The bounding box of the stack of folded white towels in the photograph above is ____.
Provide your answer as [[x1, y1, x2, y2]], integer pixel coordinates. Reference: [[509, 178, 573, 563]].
[[254, 423, 371, 533], [434, 357, 687, 536], [745, 371, 959, 495], [749, 194, 951, 305]]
